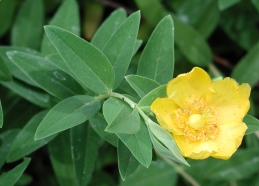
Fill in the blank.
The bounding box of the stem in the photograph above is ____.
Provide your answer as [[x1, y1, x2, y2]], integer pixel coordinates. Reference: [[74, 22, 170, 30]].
[[208, 63, 221, 77], [156, 150, 200, 186], [109, 92, 137, 108]]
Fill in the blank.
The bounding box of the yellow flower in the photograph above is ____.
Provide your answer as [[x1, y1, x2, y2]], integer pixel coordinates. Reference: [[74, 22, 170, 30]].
[[151, 67, 251, 160]]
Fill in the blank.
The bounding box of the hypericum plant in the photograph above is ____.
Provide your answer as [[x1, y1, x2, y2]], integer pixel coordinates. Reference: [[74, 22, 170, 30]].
[[1, 0, 259, 185]]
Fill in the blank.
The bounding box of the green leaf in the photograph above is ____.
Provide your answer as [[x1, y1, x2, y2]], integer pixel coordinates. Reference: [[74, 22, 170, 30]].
[[91, 8, 127, 50], [102, 11, 140, 89], [89, 113, 119, 147], [7, 51, 83, 99], [252, 0, 259, 12], [148, 128, 180, 162], [133, 40, 142, 56], [202, 148, 259, 180], [45, 53, 73, 78], [231, 41, 259, 88], [41, 0, 80, 55], [138, 85, 166, 111], [0, 130, 20, 169], [134, 0, 212, 66], [0, 100, 2, 128], [44, 26, 115, 94], [103, 98, 140, 134], [119, 158, 177, 186], [45, 53, 88, 90], [137, 15, 174, 84], [147, 121, 189, 166], [220, 3, 259, 50], [0, 0, 16, 37], [176, 0, 219, 38], [0, 158, 31, 186], [0, 55, 12, 81], [125, 75, 160, 98], [89, 172, 117, 186], [1, 80, 53, 108], [117, 119, 152, 168], [245, 115, 259, 135], [0, 46, 40, 87], [118, 140, 139, 181], [6, 110, 57, 162], [11, 0, 44, 49], [70, 122, 101, 186], [172, 15, 212, 66], [218, 0, 241, 10], [35, 95, 101, 140], [48, 131, 78, 186]]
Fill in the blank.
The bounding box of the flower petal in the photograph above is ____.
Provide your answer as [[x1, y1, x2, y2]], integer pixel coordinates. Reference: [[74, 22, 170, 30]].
[[150, 98, 182, 134], [211, 121, 247, 160], [174, 135, 219, 159], [167, 67, 211, 108], [206, 78, 251, 123]]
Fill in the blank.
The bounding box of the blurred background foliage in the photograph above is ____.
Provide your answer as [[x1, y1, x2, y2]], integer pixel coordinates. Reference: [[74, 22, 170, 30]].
[[0, 0, 259, 185]]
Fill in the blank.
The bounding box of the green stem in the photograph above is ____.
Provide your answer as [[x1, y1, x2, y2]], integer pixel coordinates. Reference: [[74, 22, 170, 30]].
[[208, 63, 221, 77], [109, 92, 137, 108], [156, 150, 200, 186], [109, 92, 153, 124]]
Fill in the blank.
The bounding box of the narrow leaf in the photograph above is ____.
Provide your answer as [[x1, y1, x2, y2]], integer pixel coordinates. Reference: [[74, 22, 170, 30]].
[[91, 8, 127, 50], [35, 95, 101, 140], [11, 0, 44, 49], [0, 130, 20, 169], [103, 11, 140, 89], [0, 56, 12, 81], [148, 121, 189, 166], [0, 158, 31, 186], [0, 0, 16, 37], [7, 51, 83, 99], [41, 0, 80, 55], [245, 114, 259, 135], [117, 119, 152, 168], [89, 113, 119, 147], [7, 110, 57, 162], [120, 158, 177, 186], [148, 129, 180, 162], [231, 41, 259, 88], [0, 46, 39, 86], [1, 80, 53, 108], [138, 85, 166, 109], [0, 100, 2, 128], [203, 149, 259, 180], [49, 131, 78, 186], [135, 0, 212, 66], [218, 0, 241, 10], [70, 123, 101, 186], [172, 14, 212, 66], [44, 26, 115, 94], [125, 75, 160, 98], [103, 98, 140, 134], [137, 15, 174, 84], [118, 140, 139, 181], [46, 53, 73, 77]]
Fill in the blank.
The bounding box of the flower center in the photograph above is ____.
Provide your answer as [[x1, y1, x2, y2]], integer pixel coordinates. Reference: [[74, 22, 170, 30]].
[[188, 114, 204, 130], [174, 98, 219, 142]]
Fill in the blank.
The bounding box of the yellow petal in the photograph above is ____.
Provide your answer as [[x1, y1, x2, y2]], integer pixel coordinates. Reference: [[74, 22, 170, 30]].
[[206, 78, 251, 123], [211, 121, 247, 160], [150, 98, 182, 135], [174, 135, 219, 159], [167, 67, 211, 108]]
